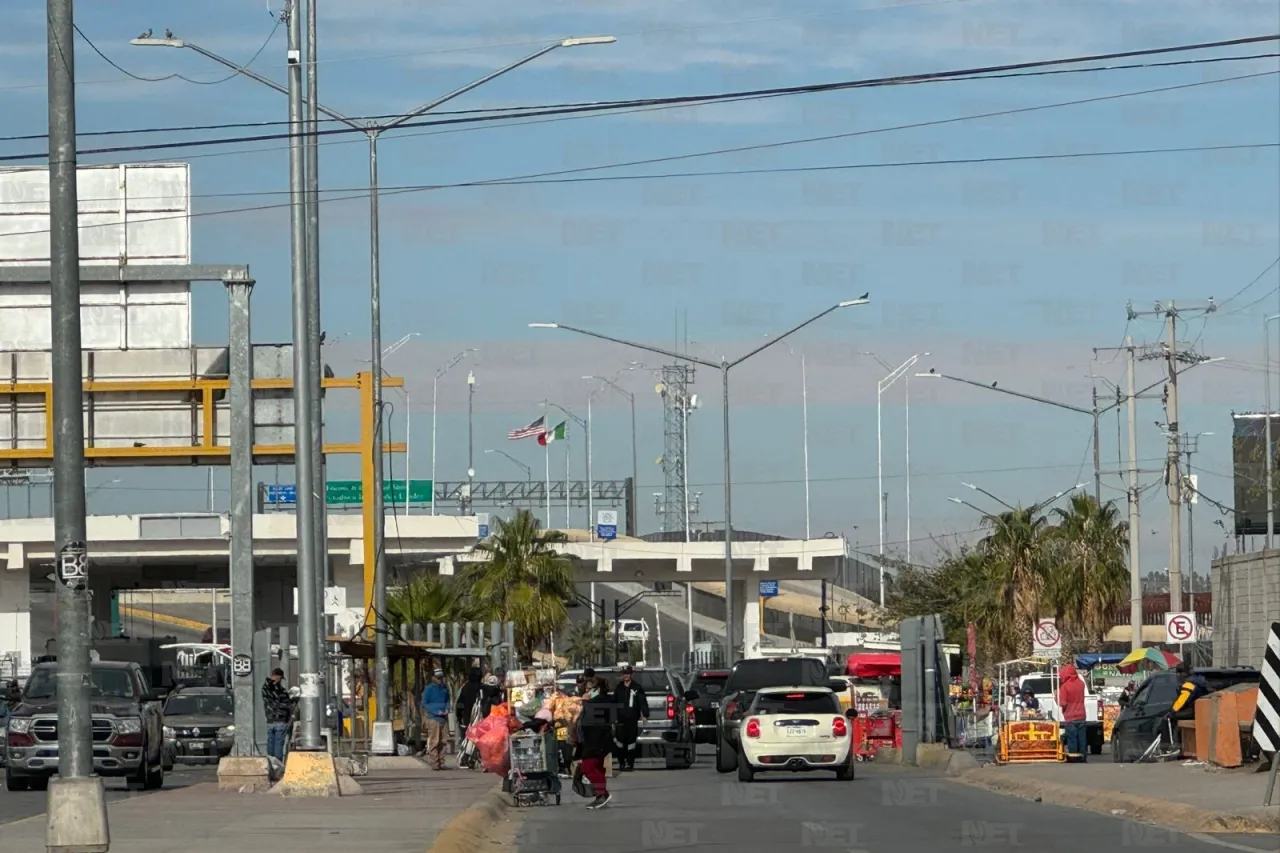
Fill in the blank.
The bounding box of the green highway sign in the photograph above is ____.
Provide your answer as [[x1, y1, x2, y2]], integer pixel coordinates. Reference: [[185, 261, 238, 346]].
[[324, 479, 433, 505]]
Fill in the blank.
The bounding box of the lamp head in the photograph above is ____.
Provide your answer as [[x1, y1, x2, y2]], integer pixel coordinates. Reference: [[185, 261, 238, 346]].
[[560, 36, 617, 47], [528, 323, 558, 329]]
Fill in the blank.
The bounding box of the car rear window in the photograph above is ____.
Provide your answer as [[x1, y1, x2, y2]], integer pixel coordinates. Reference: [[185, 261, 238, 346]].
[[755, 692, 839, 715], [726, 659, 826, 691], [1021, 678, 1053, 696], [599, 671, 669, 694], [620, 622, 644, 632], [693, 673, 728, 695]]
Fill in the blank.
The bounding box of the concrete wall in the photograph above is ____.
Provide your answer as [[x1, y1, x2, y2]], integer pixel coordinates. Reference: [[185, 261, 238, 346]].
[[1211, 549, 1280, 667]]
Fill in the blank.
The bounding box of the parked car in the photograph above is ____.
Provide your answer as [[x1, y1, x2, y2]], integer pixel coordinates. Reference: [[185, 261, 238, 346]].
[[687, 669, 730, 744], [1110, 667, 1261, 763], [736, 686, 856, 782], [161, 685, 235, 767], [4, 661, 166, 791], [609, 619, 650, 646], [715, 656, 832, 773]]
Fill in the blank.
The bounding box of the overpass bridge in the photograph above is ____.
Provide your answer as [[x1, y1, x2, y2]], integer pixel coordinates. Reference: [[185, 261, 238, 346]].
[[1, 514, 871, 674]]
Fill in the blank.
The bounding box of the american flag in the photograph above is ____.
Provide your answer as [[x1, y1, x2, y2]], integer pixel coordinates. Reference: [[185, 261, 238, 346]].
[[508, 416, 546, 440]]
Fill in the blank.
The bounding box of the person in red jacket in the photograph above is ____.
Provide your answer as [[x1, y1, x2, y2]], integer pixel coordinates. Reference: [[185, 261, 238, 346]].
[[1056, 664, 1087, 761]]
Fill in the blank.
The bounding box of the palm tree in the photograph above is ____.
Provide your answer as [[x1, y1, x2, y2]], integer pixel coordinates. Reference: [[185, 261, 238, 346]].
[[386, 573, 474, 627], [1044, 493, 1129, 650], [461, 508, 576, 662], [564, 621, 604, 667], [977, 505, 1052, 655]]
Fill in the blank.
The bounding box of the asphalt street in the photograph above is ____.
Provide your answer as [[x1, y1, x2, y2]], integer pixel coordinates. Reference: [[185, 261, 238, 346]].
[[511, 751, 1280, 853], [0, 765, 217, 826]]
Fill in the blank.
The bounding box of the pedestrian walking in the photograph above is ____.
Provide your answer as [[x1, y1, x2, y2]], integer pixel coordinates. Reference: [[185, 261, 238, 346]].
[[611, 665, 648, 771], [262, 668, 294, 762], [422, 668, 451, 770], [574, 677, 614, 809]]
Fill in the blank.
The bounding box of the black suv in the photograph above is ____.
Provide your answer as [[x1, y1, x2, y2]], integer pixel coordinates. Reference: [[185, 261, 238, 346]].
[[594, 666, 699, 769], [687, 669, 730, 744], [161, 686, 235, 767], [4, 661, 166, 791], [715, 657, 831, 773], [1110, 666, 1260, 763]]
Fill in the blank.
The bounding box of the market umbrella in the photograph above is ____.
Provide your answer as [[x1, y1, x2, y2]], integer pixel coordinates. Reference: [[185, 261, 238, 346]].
[[1117, 647, 1181, 673]]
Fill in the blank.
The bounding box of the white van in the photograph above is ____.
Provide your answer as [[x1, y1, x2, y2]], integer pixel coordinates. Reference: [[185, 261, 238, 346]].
[[610, 618, 650, 646]]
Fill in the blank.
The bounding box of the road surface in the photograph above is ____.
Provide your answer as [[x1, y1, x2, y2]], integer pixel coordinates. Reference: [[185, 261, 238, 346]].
[[0, 765, 216, 826], [511, 755, 1280, 853]]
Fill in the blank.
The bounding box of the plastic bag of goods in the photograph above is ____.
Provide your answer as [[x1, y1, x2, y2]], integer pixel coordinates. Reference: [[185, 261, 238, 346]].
[[467, 704, 512, 775]]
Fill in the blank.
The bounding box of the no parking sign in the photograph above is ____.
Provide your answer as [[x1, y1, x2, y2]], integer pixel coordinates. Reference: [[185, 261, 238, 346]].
[[1165, 612, 1196, 644]]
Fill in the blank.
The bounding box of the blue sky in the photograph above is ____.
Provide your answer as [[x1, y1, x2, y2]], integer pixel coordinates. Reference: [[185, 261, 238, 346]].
[[1, 0, 1278, 573]]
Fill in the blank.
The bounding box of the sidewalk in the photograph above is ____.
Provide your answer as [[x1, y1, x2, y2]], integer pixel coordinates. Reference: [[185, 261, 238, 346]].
[[960, 759, 1280, 833], [5, 768, 503, 853]]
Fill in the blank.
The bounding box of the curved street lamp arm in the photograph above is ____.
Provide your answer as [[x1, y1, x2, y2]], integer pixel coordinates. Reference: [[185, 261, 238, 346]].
[[529, 323, 721, 369], [917, 371, 1093, 416], [729, 296, 869, 368]]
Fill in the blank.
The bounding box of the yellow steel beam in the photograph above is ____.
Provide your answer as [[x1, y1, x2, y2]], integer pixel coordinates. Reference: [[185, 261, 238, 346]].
[[0, 376, 403, 395], [0, 443, 405, 461]]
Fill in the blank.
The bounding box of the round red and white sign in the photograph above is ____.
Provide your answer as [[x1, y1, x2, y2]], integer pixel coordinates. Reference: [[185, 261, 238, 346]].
[[1167, 614, 1195, 642], [1035, 619, 1060, 647]]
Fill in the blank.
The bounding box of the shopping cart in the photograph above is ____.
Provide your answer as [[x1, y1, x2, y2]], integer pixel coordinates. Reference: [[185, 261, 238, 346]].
[[506, 729, 562, 807]]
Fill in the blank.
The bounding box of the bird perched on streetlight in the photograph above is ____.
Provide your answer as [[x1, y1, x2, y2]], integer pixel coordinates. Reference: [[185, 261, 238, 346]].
[[137, 29, 152, 39], [165, 29, 174, 39]]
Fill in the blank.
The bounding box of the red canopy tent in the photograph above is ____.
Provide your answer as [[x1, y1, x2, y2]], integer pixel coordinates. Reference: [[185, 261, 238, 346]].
[[846, 652, 901, 679]]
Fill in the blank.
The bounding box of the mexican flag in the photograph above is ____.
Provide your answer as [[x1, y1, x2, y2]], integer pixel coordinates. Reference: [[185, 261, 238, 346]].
[[538, 421, 567, 446]]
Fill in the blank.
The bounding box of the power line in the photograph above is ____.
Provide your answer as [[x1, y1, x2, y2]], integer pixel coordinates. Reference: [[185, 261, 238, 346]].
[[1214, 257, 1280, 314], [0, 141, 1271, 242], [2, 35, 1275, 164], [4, 48, 1273, 146]]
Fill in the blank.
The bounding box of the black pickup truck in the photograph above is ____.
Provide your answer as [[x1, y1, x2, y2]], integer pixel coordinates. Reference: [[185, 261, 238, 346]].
[[714, 657, 832, 773]]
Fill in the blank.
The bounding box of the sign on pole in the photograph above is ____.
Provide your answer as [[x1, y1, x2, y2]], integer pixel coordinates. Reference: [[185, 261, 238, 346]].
[[263, 479, 434, 506], [476, 513, 490, 538], [758, 580, 779, 598], [1032, 617, 1061, 659], [1165, 612, 1197, 645], [596, 510, 618, 541]]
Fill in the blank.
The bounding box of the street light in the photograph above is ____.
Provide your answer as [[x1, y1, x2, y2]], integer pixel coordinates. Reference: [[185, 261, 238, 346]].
[[529, 294, 870, 657], [950, 482, 1087, 518], [430, 349, 476, 517], [484, 448, 532, 480], [583, 369, 640, 533], [862, 351, 927, 593], [135, 33, 614, 726], [1265, 315, 1279, 549], [381, 332, 420, 517]]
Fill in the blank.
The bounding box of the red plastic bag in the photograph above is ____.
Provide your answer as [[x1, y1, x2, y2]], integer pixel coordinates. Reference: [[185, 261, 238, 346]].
[[466, 704, 511, 775]]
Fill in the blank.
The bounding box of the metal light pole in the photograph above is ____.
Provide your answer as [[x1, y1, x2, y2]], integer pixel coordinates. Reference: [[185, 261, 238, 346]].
[[1182, 431, 1212, 601], [431, 349, 475, 516], [863, 352, 925, 602], [784, 348, 811, 539], [545, 402, 588, 527], [586, 388, 595, 538], [484, 448, 532, 479], [584, 374, 638, 506], [465, 370, 476, 515], [530, 294, 870, 658], [132, 33, 614, 716], [1265, 315, 1279, 548], [45, 0, 111, 843]]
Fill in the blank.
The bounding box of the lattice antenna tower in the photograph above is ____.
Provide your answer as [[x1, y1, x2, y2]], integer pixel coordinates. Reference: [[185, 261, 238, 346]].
[[657, 363, 695, 534]]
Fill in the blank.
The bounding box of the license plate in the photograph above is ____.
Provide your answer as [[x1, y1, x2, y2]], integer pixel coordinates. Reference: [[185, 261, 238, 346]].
[[711, 702, 719, 709], [190, 742, 206, 752], [785, 727, 809, 737]]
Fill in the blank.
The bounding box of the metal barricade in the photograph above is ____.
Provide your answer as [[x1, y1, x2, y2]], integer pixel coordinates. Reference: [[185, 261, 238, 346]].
[[997, 719, 1064, 764]]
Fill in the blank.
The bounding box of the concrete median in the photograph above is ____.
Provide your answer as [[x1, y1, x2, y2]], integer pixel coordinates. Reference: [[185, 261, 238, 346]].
[[426, 785, 514, 853]]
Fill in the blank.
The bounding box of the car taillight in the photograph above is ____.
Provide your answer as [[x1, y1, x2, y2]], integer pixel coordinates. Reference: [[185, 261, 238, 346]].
[[685, 704, 694, 718], [832, 716, 848, 738], [667, 695, 675, 719], [111, 732, 144, 747], [745, 718, 761, 738], [6, 732, 35, 747], [725, 700, 739, 718]]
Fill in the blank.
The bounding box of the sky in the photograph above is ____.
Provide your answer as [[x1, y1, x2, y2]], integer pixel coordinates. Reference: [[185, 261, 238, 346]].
[[0, 0, 1278, 577]]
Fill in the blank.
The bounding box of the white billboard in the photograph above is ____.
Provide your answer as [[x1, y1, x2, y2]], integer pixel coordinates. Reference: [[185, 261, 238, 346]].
[[0, 163, 192, 351]]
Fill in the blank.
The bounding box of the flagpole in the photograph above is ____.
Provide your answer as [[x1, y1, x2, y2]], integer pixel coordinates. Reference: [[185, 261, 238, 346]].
[[564, 431, 571, 530], [544, 401, 551, 526]]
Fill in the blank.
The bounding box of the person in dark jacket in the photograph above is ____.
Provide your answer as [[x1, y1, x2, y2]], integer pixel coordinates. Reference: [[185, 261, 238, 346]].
[[262, 668, 294, 761], [574, 677, 615, 809], [481, 674, 503, 712], [455, 667, 485, 740], [578, 667, 596, 696], [611, 666, 648, 771]]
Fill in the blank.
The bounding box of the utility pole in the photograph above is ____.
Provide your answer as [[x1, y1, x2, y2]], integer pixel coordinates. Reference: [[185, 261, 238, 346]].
[[464, 371, 475, 515], [1125, 337, 1143, 651], [284, 0, 324, 751], [1092, 383, 1102, 504], [1131, 300, 1216, 623], [45, 0, 111, 846]]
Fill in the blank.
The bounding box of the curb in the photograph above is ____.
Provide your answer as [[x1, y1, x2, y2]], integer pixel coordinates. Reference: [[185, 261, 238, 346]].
[[426, 785, 512, 853], [957, 770, 1280, 834]]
